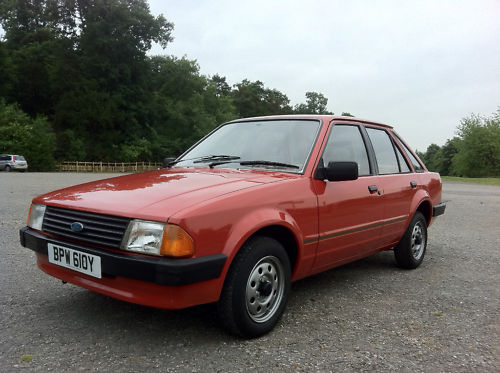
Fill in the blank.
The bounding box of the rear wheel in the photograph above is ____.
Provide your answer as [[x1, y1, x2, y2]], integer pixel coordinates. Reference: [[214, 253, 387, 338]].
[[217, 236, 291, 338], [5, 165, 11, 172], [394, 211, 427, 269]]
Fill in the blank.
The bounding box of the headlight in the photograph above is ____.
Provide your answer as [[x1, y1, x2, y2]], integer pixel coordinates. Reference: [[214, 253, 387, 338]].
[[121, 220, 194, 258], [27, 204, 46, 230]]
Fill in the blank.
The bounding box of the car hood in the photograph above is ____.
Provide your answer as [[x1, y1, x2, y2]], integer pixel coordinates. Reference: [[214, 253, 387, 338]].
[[34, 168, 296, 221]]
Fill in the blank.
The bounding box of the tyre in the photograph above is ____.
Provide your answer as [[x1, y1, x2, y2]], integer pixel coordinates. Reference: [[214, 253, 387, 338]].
[[5, 165, 11, 172], [394, 211, 427, 269], [217, 236, 291, 338]]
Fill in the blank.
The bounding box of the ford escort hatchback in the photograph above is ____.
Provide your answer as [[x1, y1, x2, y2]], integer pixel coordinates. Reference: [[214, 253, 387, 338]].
[[20, 115, 445, 338]]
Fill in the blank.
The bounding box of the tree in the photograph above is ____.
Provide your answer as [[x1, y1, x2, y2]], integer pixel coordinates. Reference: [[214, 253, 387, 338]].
[[452, 111, 500, 177], [231, 79, 292, 117], [210, 74, 231, 97], [294, 92, 333, 114], [148, 56, 237, 156], [0, 0, 174, 161], [421, 143, 442, 172], [0, 40, 13, 99], [0, 101, 56, 171], [439, 137, 460, 176], [0, 0, 349, 166]]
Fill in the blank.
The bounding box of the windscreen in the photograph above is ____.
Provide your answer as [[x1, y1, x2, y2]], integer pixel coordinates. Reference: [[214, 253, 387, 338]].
[[176, 120, 320, 172]]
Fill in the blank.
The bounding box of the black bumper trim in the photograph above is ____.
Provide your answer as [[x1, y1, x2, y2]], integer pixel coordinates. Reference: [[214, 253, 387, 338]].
[[432, 202, 446, 217], [20, 226, 227, 286]]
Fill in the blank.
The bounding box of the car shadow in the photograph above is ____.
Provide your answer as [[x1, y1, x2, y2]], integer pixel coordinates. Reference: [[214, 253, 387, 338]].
[[291, 249, 397, 294], [36, 250, 398, 344]]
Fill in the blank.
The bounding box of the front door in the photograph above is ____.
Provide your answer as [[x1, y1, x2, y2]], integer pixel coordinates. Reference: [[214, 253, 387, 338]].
[[312, 124, 385, 272]]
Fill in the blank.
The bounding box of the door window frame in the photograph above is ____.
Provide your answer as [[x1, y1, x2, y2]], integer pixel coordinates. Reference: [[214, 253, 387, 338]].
[[315, 122, 375, 178], [362, 126, 414, 175]]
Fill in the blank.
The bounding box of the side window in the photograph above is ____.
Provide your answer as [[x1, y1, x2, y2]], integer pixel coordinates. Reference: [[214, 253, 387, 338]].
[[395, 145, 411, 173], [394, 136, 425, 172], [322, 125, 371, 176], [366, 128, 399, 174]]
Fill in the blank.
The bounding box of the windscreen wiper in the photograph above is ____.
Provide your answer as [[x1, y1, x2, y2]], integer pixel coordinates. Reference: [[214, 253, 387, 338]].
[[209, 160, 299, 169], [167, 155, 240, 167], [239, 160, 299, 169], [192, 155, 241, 163]]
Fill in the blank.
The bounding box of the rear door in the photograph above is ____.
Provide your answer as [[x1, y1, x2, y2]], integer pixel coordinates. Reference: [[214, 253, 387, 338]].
[[312, 123, 385, 272], [364, 127, 417, 247]]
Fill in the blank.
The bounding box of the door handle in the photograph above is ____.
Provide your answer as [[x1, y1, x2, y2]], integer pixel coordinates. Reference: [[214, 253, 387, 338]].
[[410, 181, 417, 188], [368, 185, 378, 193]]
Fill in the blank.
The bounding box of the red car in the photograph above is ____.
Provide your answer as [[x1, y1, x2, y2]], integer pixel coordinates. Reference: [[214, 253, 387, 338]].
[[20, 115, 446, 337]]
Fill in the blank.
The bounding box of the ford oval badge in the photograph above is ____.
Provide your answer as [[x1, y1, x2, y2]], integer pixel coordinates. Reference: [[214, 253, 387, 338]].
[[70, 222, 84, 232]]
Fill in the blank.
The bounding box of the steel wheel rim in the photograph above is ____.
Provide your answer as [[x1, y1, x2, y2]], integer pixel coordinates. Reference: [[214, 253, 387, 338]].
[[245, 255, 285, 323], [411, 221, 426, 261]]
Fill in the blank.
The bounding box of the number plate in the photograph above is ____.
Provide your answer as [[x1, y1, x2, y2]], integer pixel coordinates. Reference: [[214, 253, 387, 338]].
[[47, 243, 102, 279]]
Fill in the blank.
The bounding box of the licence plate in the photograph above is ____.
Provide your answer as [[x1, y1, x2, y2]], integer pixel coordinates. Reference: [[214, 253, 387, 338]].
[[47, 243, 102, 279]]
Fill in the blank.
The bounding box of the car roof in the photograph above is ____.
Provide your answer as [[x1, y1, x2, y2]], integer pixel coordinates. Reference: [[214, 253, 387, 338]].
[[227, 114, 393, 129]]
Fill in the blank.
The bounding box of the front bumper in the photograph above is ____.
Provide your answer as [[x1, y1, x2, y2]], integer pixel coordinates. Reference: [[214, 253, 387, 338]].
[[20, 226, 227, 286]]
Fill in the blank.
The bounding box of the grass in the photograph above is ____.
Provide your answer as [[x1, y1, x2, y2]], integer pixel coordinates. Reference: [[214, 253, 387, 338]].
[[441, 176, 500, 186], [20, 355, 35, 363]]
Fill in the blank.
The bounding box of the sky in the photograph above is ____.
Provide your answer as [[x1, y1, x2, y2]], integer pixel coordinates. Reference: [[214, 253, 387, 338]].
[[147, 0, 500, 151]]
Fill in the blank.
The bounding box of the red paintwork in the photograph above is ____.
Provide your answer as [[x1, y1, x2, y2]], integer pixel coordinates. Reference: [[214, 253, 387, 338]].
[[31, 115, 443, 309]]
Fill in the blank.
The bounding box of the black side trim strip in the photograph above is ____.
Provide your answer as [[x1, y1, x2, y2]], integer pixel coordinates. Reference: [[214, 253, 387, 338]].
[[20, 227, 227, 286], [303, 238, 317, 245], [303, 216, 408, 244]]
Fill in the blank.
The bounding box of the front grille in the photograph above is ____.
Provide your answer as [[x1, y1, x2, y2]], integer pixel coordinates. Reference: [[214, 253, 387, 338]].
[[42, 206, 131, 249]]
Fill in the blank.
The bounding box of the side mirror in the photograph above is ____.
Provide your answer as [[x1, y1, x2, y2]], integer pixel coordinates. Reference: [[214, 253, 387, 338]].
[[321, 161, 358, 181], [162, 157, 176, 168]]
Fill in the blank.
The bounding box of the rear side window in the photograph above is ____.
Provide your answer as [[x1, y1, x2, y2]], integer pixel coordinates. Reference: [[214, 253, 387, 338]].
[[394, 145, 411, 173], [366, 128, 399, 174], [394, 136, 425, 172], [322, 125, 371, 176]]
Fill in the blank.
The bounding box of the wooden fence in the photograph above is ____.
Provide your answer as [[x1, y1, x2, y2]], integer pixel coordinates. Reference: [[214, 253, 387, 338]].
[[58, 161, 162, 173]]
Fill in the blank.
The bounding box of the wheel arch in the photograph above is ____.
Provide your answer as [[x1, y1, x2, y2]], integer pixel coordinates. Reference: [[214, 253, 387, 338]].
[[249, 225, 298, 272], [416, 199, 432, 225], [219, 209, 304, 288], [410, 189, 432, 226]]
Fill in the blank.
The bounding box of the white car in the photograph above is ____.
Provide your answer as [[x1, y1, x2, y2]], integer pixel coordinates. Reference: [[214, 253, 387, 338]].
[[0, 154, 28, 172]]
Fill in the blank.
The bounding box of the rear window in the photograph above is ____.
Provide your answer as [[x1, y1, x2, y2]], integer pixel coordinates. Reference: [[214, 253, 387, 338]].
[[15, 155, 26, 161], [394, 136, 424, 172], [394, 145, 411, 173], [366, 128, 400, 174]]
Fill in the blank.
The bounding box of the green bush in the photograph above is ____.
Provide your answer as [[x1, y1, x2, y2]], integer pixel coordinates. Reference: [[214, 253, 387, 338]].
[[0, 101, 56, 171]]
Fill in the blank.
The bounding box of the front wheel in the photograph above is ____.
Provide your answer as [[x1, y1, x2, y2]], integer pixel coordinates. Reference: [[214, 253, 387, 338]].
[[394, 211, 427, 269], [217, 236, 291, 338]]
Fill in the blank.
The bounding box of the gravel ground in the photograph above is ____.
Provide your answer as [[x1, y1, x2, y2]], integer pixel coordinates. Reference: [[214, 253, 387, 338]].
[[0, 172, 498, 372]]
